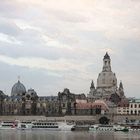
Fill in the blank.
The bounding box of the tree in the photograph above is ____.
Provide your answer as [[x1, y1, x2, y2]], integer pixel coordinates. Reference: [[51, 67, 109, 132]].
[[31, 95, 38, 115], [58, 92, 62, 115], [0, 90, 6, 115], [21, 97, 26, 115], [99, 116, 110, 124]]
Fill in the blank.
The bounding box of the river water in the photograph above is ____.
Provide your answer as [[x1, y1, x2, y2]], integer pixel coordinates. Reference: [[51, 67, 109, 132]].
[[0, 130, 140, 140]]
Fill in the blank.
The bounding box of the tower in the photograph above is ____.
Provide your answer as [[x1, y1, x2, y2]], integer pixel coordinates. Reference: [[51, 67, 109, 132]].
[[87, 80, 96, 101], [90, 80, 95, 90], [102, 52, 111, 72], [96, 52, 117, 99], [118, 81, 124, 97]]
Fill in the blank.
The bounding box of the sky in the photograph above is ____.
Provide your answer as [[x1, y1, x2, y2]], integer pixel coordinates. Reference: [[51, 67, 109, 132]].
[[0, 0, 140, 97]]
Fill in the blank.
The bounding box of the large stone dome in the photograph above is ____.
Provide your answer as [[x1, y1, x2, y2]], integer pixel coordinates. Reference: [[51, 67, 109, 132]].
[[11, 80, 26, 96], [97, 71, 117, 88]]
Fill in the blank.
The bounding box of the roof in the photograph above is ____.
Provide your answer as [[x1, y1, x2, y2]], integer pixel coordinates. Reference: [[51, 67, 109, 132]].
[[117, 99, 129, 107], [129, 99, 140, 103], [11, 80, 26, 96], [76, 100, 109, 110], [39, 96, 58, 101]]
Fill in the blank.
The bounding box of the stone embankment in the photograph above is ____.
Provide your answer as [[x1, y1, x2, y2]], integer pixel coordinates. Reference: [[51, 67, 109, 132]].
[[0, 115, 95, 124], [0, 115, 140, 124]]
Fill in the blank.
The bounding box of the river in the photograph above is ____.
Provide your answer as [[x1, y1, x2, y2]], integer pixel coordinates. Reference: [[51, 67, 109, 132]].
[[0, 130, 140, 140]]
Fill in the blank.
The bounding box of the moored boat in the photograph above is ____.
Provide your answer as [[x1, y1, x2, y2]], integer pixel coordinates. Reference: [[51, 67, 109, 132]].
[[31, 121, 75, 131], [89, 124, 114, 131], [128, 125, 140, 131], [0, 121, 17, 130], [113, 125, 129, 132], [89, 124, 129, 132], [17, 121, 33, 130]]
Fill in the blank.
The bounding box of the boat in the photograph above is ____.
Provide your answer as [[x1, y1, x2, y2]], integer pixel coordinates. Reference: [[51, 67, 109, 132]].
[[89, 124, 114, 131], [128, 125, 140, 131], [17, 121, 33, 130], [0, 121, 17, 130], [89, 124, 129, 132], [113, 125, 129, 132], [31, 121, 75, 131]]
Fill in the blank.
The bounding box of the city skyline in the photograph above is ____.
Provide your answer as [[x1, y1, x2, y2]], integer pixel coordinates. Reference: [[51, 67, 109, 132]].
[[0, 0, 140, 97]]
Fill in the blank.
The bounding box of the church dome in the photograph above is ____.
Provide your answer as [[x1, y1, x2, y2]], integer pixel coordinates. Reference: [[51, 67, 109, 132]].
[[97, 71, 117, 88], [11, 80, 26, 96]]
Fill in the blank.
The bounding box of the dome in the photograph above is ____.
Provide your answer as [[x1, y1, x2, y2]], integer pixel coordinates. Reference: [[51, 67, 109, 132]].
[[97, 71, 117, 88], [11, 80, 26, 96]]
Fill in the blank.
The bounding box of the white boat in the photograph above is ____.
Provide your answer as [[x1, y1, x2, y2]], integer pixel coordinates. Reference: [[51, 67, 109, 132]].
[[0, 121, 17, 130], [31, 121, 75, 131], [89, 124, 129, 132], [89, 124, 114, 131], [17, 121, 33, 130], [113, 125, 129, 132]]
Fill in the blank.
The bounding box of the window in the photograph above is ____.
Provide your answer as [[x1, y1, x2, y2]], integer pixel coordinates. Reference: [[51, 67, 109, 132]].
[[62, 103, 65, 107], [135, 104, 137, 108]]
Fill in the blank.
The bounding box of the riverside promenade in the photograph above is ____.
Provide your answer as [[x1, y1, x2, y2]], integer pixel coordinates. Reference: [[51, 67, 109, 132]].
[[0, 115, 140, 124], [0, 115, 95, 123]]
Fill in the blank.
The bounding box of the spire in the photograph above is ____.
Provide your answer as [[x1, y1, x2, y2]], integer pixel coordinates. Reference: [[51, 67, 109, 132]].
[[119, 81, 123, 90], [104, 52, 110, 60], [118, 81, 124, 97], [90, 80, 95, 89]]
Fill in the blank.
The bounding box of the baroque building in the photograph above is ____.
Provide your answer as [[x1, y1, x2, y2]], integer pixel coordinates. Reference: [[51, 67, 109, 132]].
[[58, 88, 86, 115], [1, 80, 59, 116], [87, 52, 125, 104]]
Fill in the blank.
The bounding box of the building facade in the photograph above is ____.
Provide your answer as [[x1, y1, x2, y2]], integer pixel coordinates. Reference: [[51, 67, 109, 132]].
[[129, 99, 140, 115]]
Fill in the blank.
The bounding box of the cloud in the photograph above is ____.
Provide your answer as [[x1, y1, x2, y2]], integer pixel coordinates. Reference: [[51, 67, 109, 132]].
[[0, 54, 91, 72], [0, 18, 21, 36], [0, 0, 140, 97], [0, 33, 22, 45]]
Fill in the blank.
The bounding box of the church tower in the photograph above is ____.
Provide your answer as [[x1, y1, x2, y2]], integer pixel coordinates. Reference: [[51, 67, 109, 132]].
[[87, 80, 96, 101], [87, 52, 126, 103], [96, 52, 117, 99], [118, 81, 124, 97], [90, 80, 95, 90], [103, 52, 111, 72]]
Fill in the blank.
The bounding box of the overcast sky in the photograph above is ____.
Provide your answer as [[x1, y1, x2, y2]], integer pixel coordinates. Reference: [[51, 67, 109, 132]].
[[0, 0, 140, 97]]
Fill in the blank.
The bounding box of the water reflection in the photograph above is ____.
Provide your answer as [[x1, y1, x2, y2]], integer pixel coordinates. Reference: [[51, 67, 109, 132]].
[[0, 130, 140, 140]]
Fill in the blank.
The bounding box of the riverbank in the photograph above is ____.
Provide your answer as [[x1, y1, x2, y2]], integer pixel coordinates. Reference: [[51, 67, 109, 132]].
[[0, 115, 140, 124]]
